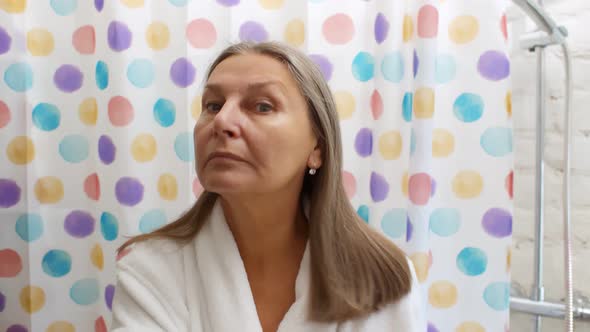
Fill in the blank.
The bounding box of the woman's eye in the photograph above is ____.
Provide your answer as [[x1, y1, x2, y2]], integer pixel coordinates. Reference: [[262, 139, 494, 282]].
[[255, 102, 273, 113], [205, 102, 222, 113]]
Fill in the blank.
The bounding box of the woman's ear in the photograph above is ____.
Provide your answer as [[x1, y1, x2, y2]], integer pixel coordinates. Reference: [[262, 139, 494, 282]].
[[307, 145, 323, 169]]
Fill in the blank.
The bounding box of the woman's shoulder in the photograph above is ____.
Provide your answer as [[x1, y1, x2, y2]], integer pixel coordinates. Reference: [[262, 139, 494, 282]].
[[116, 236, 188, 278]]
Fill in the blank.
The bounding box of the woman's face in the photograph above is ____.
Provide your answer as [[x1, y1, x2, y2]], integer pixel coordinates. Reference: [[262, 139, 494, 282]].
[[194, 53, 322, 196]]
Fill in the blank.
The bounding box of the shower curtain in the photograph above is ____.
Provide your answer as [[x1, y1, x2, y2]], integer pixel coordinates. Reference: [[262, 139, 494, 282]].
[[0, 0, 512, 331]]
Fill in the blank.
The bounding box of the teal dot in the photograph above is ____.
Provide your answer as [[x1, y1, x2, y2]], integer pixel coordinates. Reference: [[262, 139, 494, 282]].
[[168, 0, 190, 6], [481, 127, 512, 157], [100, 212, 118, 241], [483, 282, 510, 311], [50, 0, 78, 15], [15, 213, 44, 242], [174, 132, 195, 162], [96, 61, 109, 90], [70, 278, 99, 305], [42, 249, 72, 277], [435, 54, 456, 84], [4, 63, 33, 92], [381, 52, 404, 83], [402, 92, 412, 122], [429, 208, 461, 237], [127, 58, 155, 88], [352, 52, 374, 82], [457, 247, 487, 276], [357, 205, 369, 223], [454, 93, 484, 123], [381, 209, 407, 238], [32, 103, 61, 131], [59, 134, 89, 163], [139, 209, 167, 233], [153, 98, 176, 127], [410, 129, 416, 155]]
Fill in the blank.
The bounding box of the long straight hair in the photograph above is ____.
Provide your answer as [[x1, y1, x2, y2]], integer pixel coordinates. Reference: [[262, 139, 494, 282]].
[[118, 41, 412, 322]]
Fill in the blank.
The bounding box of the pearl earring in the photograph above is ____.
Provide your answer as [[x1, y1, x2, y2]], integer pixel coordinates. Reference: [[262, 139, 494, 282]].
[[309, 168, 317, 175]]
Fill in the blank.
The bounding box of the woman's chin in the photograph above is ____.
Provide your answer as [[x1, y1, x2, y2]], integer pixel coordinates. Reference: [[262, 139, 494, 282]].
[[202, 177, 250, 194]]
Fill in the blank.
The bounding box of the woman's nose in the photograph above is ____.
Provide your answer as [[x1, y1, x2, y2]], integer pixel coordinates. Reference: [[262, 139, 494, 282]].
[[212, 101, 241, 139]]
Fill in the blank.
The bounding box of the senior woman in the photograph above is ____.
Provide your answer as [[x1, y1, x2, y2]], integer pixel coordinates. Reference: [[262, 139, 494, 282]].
[[110, 41, 425, 332]]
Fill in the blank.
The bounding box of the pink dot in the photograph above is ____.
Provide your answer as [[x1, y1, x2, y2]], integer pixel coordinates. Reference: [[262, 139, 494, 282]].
[[192, 178, 203, 197], [0, 249, 22, 277], [505, 170, 513, 199], [408, 172, 432, 205], [73, 25, 96, 54], [108, 96, 134, 126], [0, 100, 10, 128], [417, 5, 438, 38], [370, 89, 383, 120], [342, 171, 356, 198], [95, 316, 107, 332], [501, 14, 508, 41], [322, 13, 355, 44], [186, 18, 217, 49], [84, 173, 100, 201]]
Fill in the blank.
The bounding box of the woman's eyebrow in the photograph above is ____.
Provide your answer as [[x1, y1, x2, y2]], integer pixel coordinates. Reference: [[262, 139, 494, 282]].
[[203, 80, 288, 94]]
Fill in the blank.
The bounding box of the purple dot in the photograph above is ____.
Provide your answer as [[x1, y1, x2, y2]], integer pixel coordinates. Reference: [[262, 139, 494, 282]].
[[64, 210, 96, 238], [0, 291, 5, 312], [108, 21, 132, 52], [217, 0, 240, 6], [308, 54, 333, 81], [374, 13, 389, 44], [406, 218, 413, 242], [115, 177, 144, 206], [7, 325, 28, 332], [0, 179, 21, 208], [478, 50, 510, 81], [170, 58, 196, 88], [482, 208, 512, 238], [105, 284, 115, 311], [98, 135, 116, 165], [354, 128, 373, 157], [427, 323, 439, 332], [95, 0, 104, 11], [370, 172, 389, 202], [0, 27, 11, 55], [413, 49, 419, 78], [239, 21, 268, 43], [54, 65, 83, 93]]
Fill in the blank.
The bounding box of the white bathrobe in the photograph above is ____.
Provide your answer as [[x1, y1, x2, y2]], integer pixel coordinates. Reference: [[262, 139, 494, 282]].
[[110, 201, 426, 331]]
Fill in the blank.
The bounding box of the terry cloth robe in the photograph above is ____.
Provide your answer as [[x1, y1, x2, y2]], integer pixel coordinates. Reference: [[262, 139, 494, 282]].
[[110, 200, 426, 331]]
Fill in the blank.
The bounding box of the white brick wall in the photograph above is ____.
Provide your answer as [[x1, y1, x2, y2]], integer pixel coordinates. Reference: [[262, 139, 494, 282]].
[[508, 0, 590, 330]]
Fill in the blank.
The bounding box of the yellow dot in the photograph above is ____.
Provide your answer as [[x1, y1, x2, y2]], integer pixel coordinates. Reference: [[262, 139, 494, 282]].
[[334, 91, 355, 120], [506, 247, 512, 272], [401, 171, 409, 197], [449, 15, 479, 44], [429, 281, 458, 308], [34, 176, 64, 204], [158, 173, 178, 201], [7, 136, 35, 165], [131, 133, 157, 162], [284, 19, 305, 47], [0, 0, 27, 13], [414, 88, 435, 119], [191, 94, 202, 120], [378, 131, 402, 160], [27, 28, 54, 56], [20, 285, 45, 313], [146, 21, 170, 50], [79, 98, 98, 126], [456, 321, 485, 332], [506, 91, 512, 118], [121, 0, 144, 8], [410, 252, 430, 283], [47, 321, 75, 332], [90, 243, 104, 271], [258, 0, 284, 10], [452, 170, 483, 199], [403, 15, 414, 42], [432, 128, 454, 158]]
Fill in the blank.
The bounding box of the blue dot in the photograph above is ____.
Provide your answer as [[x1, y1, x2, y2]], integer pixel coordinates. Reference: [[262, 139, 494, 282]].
[[483, 282, 510, 311], [70, 278, 99, 305], [457, 247, 487, 276], [352, 52, 374, 82], [42, 249, 72, 277], [174, 132, 195, 162], [429, 208, 461, 237], [357, 205, 369, 223], [168, 0, 190, 6], [100, 212, 118, 241], [96, 61, 109, 90], [410, 129, 416, 155], [32, 103, 61, 131], [435, 54, 456, 84], [127, 59, 155, 88], [402, 92, 412, 122], [59, 134, 89, 163], [381, 209, 407, 238], [454, 93, 484, 122], [139, 209, 167, 234], [381, 52, 404, 83], [50, 0, 78, 15], [481, 127, 512, 157], [153, 98, 176, 127], [15, 213, 44, 242], [4, 63, 33, 92]]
